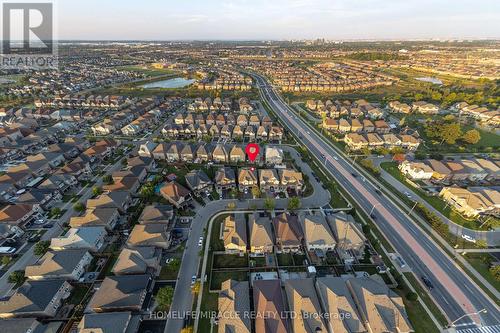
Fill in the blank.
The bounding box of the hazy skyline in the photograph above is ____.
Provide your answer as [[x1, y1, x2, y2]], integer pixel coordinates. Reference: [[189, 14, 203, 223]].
[[55, 0, 500, 40]]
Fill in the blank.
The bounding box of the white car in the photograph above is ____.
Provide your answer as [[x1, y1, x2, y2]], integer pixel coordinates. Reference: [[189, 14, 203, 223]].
[[333, 156, 338, 161], [191, 275, 197, 285], [165, 258, 173, 264], [198, 236, 204, 247], [461, 234, 476, 243]]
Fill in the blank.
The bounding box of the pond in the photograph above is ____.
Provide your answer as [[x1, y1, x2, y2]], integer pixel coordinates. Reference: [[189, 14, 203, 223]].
[[141, 77, 195, 89]]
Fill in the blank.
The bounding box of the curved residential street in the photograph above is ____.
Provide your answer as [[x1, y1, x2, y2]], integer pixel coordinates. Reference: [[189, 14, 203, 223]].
[[252, 73, 500, 329], [163, 145, 331, 333]]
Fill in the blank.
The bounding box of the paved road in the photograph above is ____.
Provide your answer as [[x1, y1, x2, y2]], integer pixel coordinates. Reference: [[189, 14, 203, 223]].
[[373, 157, 500, 246], [0, 154, 125, 296], [253, 73, 500, 329], [164, 145, 331, 333]]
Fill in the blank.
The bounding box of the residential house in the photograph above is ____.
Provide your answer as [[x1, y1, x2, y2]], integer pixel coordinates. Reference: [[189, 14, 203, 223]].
[[221, 214, 247, 255], [229, 145, 246, 163], [259, 169, 280, 192], [399, 161, 434, 180], [212, 145, 228, 163], [238, 168, 258, 192], [279, 169, 304, 193], [253, 279, 289, 333], [111, 247, 161, 276], [327, 213, 366, 262], [301, 213, 336, 253], [439, 186, 500, 217], [265, 147, 283, 165], [0, 204, 43, 229], [0, 280, 73, 318], [127, 224, 171, 249], [316, 277, 365, 333], [346, 277, 413, 333], [273, 213, 303, 253], [50, 226, 107, 252], [427, 159, 451, 182], [159, 182, 191, 208], [69, 208, 119, 231], [77, 312, 140, 333], [185, 170, 213, 195], [139, 203, 173, 224], [138, 141, 158, 158], [86, 274, 152, 313], [215, 167, 236, 195], [248, 213, 274, 254], [86, 191, 131, 213], [284, 278, 327, 333], [25, 249, 92, 281], [218, 279, 251, 333]]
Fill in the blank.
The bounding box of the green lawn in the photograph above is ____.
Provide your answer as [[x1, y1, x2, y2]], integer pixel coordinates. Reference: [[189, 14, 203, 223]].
[[464, 253, 500, 292], [212, 254, 248, 269], [209, 216, 227, 252], [210, 271, 249, 290], [159, 264, 180, 280], [403, 273, 448, 328], [277, 253, 294, 266], [380, 161, 482, 230], [68, 284, 90, 305], [99, 253, 119, 278]]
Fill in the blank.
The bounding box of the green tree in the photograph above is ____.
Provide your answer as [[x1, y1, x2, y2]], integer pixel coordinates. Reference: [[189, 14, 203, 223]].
[[1, 256, 11, 266], [251, 186, 261, 199], [264, 198, 276, 211], [50, 207, 62, 217], [34, 240, 50, 256], [73, 202, 86, 213], [476, 239, 487, 249], [8, 270, 25, 286], [92, 186, 102, 197], [169, 258, 181, 270], [140, 183, 155, 199], [287, 197, 301, 211], [406, 291, 418, 301], [489, 265, 500, 281], [156, 286, 174, 310], [103, 174, 114, 185], [462, 129, 481, 144], [441, 123, 462, 144]]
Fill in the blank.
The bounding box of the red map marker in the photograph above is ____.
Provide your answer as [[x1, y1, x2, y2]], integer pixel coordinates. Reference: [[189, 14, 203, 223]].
[[245, 143, 260, 162]]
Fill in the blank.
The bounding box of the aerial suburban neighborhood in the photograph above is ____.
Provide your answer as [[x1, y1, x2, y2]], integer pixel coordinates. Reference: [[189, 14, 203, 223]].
[[0, 1, 499, 333]]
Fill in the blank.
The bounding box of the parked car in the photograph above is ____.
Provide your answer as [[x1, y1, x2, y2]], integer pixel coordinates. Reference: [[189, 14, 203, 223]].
[[461, 234, 476, 243]]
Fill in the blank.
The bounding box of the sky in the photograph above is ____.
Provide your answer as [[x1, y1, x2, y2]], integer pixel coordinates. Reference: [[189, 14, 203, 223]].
[[55, 0, 500, 40]]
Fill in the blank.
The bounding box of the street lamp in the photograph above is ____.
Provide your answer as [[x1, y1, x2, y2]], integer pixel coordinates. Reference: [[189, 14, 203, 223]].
[[408, 201, 418, 216], [448, 309, 487, 328], [370, 203, 381, 215]]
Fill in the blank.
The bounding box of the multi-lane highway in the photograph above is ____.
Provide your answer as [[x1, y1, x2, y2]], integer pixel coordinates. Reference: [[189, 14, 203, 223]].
[[253, 73, 500, 329]]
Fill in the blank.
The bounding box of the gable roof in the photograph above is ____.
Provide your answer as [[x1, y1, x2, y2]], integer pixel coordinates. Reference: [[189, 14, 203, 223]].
[[87, 275, 151, 311]]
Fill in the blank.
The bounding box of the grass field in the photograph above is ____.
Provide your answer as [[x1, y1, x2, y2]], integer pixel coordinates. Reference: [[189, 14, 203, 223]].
[[464, 253, 500, 292]]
